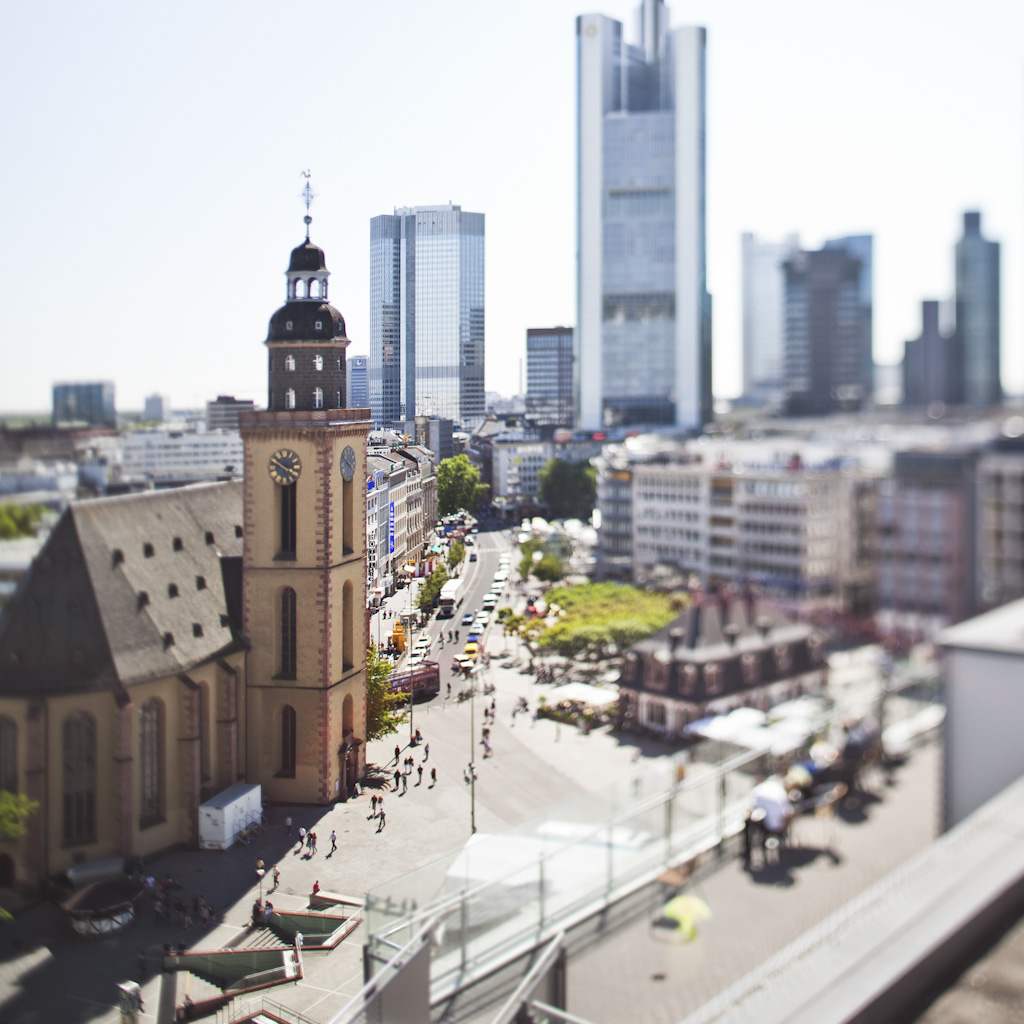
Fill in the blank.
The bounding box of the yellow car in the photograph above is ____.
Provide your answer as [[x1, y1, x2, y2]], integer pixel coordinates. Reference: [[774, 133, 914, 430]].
[[462, 642, 480, 658]]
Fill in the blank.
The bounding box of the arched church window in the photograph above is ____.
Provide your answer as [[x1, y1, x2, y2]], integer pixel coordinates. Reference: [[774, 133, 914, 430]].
[[280, 587, 297, 678], [285, 389, 296, 410], [0, 716, 16, 793], [313, 388, 323, 409], [280, 705, 296, 777], [139, 699, 163, 826], [63, 712, 96, 844]]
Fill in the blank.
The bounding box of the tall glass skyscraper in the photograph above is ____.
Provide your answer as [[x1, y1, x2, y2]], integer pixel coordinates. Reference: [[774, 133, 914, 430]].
[[369, 204, 485, 430], [576, 0, 710, 432], [955, 211, 1001, 407]]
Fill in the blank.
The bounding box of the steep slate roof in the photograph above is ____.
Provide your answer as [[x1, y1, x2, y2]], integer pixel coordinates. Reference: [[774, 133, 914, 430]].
[[0, 481, 245, 697]]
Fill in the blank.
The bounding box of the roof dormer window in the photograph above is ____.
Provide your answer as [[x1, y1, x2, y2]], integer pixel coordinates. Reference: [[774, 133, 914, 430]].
[[286, 321, 293, 331], [315, 321, 322, 331]]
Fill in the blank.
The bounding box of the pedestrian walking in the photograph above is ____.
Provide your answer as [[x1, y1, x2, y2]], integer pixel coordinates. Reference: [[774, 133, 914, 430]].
[[378, 796, 383, 819], [417, 765, 423, 785], [330, 830, 337, 853], [447, 682, 452, 698], [394, 769, 401, 790], [272, 865, 280, 890], [297, 826, 306, 850], [430, 767, 437, 786], [285, 815, 293, 836], [377, 809, 386, 832], [424, 742, 429, 760], [370, 794, 378, 817], [394, 744, 401, 764], [402, 773, 408, 793], [310, 831, 317, 853]]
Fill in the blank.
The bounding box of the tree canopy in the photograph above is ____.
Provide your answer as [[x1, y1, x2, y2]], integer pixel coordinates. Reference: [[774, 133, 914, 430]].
[[416, 566, 449, 614], [518, 537, 564, 583], [447, 541, 465, 571], [538, 459, 597, 520], [364, 646, 407, 742], [0, 791, 39, 841], [537, 582, 681, 658], [0, 504, 45, 541], [437, 455, 490, 517]]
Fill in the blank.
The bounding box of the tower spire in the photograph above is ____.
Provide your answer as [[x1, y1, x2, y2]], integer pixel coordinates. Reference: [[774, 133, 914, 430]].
[[300, 171, 315, 240]]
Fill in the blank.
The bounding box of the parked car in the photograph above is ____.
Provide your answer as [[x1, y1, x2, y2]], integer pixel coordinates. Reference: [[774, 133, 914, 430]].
[[463, 642, 480, 657], [469, 552, 477, 561], [467, 631, 482, 643], [461, 611, 475, 626]]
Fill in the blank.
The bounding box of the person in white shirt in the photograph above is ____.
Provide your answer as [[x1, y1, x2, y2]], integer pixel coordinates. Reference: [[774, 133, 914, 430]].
[[744, 775, 794, 864]]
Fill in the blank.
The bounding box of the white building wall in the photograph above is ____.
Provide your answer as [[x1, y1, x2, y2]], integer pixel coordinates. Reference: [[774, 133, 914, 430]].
[[122, 430, 243, 481]]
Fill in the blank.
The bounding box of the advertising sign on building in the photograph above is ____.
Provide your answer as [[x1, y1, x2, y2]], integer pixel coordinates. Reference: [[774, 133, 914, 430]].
[[389, 502, 395, 554]]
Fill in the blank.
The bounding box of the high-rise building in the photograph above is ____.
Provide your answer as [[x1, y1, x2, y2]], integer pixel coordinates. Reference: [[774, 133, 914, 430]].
[[783, 236, 873, 416], [526, 327, 574, 426], [347, 355, 369, 410], [369, 203, 485, 430], [205, 395, 255, 431], [902, 301, 956, 409], [143, 394, 171, 423], [576, 0, 710, 432], [52, 381, 116, 428], [955, 211, 1001, 407], [741, 233, 799, 409]]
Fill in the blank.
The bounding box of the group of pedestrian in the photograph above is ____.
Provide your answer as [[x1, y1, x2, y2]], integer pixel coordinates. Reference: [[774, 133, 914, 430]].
[[295, 827, 318, 856], [157, 893, 213, 928]]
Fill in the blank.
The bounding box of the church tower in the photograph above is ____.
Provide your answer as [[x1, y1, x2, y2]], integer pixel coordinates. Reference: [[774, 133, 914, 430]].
[[240, 199, 370, 804]]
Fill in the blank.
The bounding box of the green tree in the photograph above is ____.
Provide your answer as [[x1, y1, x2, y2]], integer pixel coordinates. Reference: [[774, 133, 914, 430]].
[[0, 791, 39, 841], [0, 504, 45, 541], [447, 541, 465, 571], [538, 459, 597, 519], [364, 646, 408, 742], [437, 455, 490, 517], [416, 566, 449, 614], [533, 553, 564, 583]]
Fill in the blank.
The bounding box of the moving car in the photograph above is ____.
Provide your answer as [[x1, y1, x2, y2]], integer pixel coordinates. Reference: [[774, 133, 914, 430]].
[[461, 611, 475, 626], [469, 553, 477, 562], [463, 642, 480, 657]]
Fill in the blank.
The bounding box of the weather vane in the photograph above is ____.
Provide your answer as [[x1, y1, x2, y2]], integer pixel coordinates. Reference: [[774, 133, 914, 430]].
[[300, 171, 315, 239]]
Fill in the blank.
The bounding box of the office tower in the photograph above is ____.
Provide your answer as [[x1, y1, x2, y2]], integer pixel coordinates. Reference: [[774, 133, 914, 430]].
[[741, 233, 799, 409], [783, 236, 873, 416], [52, 381, 117, 428], [205, 395, 255, 431], [576, 0, 710, 432], [347, 355, 369, 410], [369, 203, 485, 430], [902, 301, 956, 408], [955, 212, 1001, 407], [526, 327, 574, 426], [143, 394, 171, 423]]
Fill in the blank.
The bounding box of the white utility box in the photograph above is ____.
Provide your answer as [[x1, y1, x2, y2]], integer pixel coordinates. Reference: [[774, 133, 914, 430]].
[[198, 783, 262, 850]]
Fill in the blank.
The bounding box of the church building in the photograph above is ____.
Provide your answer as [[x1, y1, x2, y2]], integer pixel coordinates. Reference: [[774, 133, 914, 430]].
[[0, 217, 370, 887]]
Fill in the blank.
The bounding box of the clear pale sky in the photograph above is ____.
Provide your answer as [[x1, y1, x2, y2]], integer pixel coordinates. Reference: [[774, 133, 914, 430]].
[[1, 0, 1021, 414]]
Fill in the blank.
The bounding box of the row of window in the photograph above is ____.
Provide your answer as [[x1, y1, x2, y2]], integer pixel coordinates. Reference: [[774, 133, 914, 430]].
[[276, 388, 340, 410], [275, 354, 340, 372]]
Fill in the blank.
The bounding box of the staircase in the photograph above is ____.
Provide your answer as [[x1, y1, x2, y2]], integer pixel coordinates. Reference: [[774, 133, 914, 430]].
[[178, 968, 224, 1005]]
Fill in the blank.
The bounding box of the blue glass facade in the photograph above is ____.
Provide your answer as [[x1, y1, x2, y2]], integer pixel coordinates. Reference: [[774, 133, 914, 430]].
[[576, 2, 710, 432], [369, 205, 485, 429]]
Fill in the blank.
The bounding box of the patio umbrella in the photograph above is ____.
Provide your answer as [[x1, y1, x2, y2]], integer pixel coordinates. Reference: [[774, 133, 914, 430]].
[[660, 894, 712, 942]]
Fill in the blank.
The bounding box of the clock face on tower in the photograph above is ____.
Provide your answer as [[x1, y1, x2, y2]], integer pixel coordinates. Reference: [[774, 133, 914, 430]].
[[268, 449, 302, 486], [340, 445, 356, 482]]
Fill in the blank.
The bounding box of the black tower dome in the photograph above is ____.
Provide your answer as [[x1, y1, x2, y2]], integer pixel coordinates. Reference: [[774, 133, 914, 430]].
[[265, 234, 350, 412], [288, 239, 328, 273]]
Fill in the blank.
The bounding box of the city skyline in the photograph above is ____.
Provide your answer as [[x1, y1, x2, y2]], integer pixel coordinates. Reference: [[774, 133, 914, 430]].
[[1, 0, 1022, 413]]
